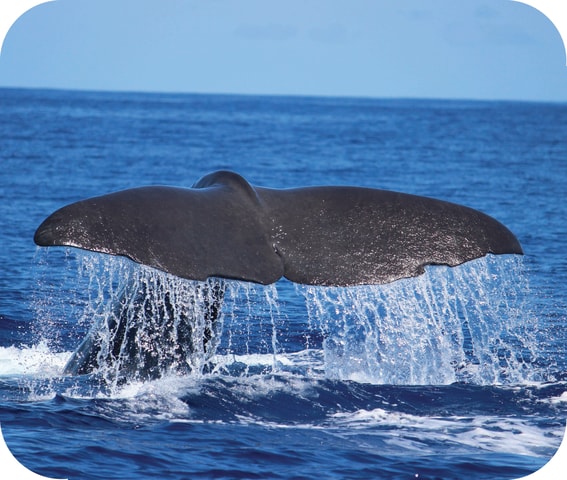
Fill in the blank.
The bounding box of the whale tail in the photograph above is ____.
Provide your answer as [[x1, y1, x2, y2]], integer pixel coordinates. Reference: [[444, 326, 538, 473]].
[[35, 171, 523, 380], [34, 170, 522, 287]]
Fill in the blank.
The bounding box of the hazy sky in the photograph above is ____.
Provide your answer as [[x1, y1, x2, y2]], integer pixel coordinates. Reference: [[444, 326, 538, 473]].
[[1, 0, 566, 101]]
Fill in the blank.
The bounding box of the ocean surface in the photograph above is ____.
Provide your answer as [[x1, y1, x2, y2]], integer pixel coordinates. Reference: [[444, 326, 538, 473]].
[[0, 88, 566, 479]]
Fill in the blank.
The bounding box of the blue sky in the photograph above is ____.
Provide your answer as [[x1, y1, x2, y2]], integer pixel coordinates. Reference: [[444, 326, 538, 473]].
[[0, 0, 566, 101]]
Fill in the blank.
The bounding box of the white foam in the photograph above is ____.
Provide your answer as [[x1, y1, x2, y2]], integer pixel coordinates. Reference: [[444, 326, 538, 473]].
[[329, 407, 563, 457], [549, 391, 567, 405], [0, 343, 69, 377]]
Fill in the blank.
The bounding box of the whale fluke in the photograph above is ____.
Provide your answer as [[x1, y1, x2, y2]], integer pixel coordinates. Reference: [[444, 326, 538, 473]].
[[34, 170, 523, 286]]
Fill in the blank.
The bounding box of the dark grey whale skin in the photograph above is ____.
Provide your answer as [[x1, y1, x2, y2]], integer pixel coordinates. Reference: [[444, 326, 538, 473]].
[[62, 279, 224, 381], [34, 170, 522, 287]]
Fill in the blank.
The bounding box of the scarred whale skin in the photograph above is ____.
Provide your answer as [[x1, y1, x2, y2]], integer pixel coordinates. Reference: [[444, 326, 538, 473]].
[[34, 170, 523, 287]]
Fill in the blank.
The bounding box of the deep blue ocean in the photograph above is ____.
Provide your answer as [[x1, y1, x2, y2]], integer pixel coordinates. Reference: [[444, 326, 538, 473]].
[[0, 88, 566, 479]]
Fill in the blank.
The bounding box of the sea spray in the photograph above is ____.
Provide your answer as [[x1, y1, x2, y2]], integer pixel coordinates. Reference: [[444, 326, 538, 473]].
[[32, 249, 540, 387], [297, 255, 540, 385], [32, 250, 284, 385]]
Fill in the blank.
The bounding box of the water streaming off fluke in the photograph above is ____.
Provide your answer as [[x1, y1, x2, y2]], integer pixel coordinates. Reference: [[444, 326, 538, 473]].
[[33, 250, 540, 387], [297, 255, 538, 385]]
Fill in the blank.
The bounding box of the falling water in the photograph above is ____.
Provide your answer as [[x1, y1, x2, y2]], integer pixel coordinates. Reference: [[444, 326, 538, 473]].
[[33, 250, 540, 387], [297, 255, 540, 385]]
